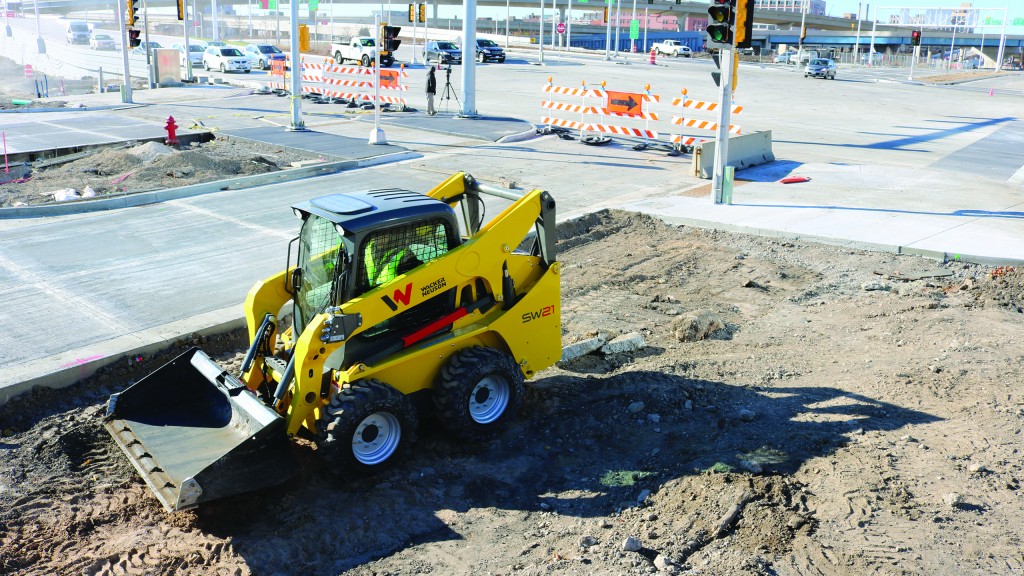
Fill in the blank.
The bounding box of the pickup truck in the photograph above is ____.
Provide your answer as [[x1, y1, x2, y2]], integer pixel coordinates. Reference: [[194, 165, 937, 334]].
[[331, 36, 393, 67], [652, 40, 692, 58]]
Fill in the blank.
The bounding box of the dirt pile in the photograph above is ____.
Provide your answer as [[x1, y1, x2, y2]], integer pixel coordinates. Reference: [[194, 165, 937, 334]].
[[0, 137, 325, 207], [2, 211, 1023, 575]]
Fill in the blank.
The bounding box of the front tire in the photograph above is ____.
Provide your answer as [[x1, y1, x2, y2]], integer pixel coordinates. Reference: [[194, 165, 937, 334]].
[[259, 58, 266, 69], [361, 54, 371, 67], [220, 63, 226, 73], [317, 379, 418, 478], [477, 52, 485, 63], [434, 346, 524, 440]]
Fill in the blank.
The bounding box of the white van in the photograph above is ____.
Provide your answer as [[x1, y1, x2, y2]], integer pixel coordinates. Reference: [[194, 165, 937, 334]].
[[66, 21, 90, 45]]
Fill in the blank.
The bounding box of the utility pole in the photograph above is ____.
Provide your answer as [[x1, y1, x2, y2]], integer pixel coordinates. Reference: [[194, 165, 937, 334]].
[[183, 0, 192, 81], [539, 0, 544, 64], [604, 0, 611, 59], [711, 48, 734, 204], [117, 0, 133, 103], [369, 15, 385, 143], [289, 0, 305, 131], [144, 0, 153, 88]]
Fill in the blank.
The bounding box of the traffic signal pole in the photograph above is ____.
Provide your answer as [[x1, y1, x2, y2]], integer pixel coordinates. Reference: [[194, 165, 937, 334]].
[[289, 0, 306, 131], [712, 48, 733, 204], [117, 0, 133, 103]]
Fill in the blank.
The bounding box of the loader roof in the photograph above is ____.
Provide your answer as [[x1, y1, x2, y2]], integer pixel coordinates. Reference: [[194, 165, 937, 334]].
[[294, 188, 455, 236]]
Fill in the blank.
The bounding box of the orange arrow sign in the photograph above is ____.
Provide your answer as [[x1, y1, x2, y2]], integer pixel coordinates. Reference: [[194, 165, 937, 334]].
[[606, 90, 642, 116], [378, 69, 399, 88]]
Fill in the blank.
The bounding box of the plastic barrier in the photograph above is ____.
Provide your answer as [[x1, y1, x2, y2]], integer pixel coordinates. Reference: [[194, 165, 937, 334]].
[[691, 130, 775, 179]]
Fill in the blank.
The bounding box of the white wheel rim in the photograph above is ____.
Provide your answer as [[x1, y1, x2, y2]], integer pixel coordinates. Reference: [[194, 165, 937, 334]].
[[351, 411, 401, 465], [469, 375, 509, 424]]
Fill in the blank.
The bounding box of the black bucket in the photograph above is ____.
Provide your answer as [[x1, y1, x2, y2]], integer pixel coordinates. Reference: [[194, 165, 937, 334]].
[[104, 347, 299, 511]]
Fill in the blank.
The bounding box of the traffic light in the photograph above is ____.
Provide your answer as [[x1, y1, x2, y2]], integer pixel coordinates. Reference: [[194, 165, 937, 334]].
[[126, 0, 139, 27], [911, 29, 921, 46], [382, 25, 401, 52], [408, 4, 415, 23], [176, 0, 185, 21], [706, 0, 734, 48], [418, 3, 426, 23], [733, 0, 755, 49], [127, 28, 141, 48]]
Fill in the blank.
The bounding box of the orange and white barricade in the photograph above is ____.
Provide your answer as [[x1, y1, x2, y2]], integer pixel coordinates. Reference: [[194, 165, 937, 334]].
[[541, 78, 659, 142], [541, 78, 602, 136], [265, 59, 288, 91], [666, 89, 742, 149], [587, 82, 660, 141]]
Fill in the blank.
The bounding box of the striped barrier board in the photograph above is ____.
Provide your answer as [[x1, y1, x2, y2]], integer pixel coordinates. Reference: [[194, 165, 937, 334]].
[[542, 101, 600, 114], [588, 124, 659, 139], [541, 117, 588, 130], [671, 98, 744, 114], [671, 117, 741, 134], [599, 109, 660, 121], [670, 135, 706, 146]]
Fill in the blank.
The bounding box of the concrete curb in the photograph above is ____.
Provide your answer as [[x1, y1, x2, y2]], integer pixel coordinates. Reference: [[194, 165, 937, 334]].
[[0, 151, 419, 219], [0, 309, 247, 406], [647, 213, 1024, 268]]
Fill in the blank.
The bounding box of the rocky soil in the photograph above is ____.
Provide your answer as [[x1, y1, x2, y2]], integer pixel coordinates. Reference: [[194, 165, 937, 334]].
[[0, 139, 325, 207], [2, 211, 1024, 576]]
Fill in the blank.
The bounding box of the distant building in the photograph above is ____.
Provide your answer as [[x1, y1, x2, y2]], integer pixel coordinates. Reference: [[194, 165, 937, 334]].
[[579, 11, 679, 31], [753, 0, 825, 16]]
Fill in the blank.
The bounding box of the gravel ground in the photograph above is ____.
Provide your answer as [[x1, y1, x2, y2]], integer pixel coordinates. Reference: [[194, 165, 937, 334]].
[[2, 210, 1023, 576]]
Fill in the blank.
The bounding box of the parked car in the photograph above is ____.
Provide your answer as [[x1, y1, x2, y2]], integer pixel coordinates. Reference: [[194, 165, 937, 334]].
[[424, 40, 461, 64], [132, 41, 162, 56], [243, 43, 287, 69], [203, 46, 251, 73], [472, 38, 505, 63], [172, 43, 205, 67], [860, 51, 883, 64], [804, 58, 837, 79], [773, 51, 796, 64], [89, 33, 117, 51]]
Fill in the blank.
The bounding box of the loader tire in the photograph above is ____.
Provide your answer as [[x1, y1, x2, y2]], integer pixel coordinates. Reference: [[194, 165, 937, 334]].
[[317, 379, 417, 478], [434, 346, 524, 440]]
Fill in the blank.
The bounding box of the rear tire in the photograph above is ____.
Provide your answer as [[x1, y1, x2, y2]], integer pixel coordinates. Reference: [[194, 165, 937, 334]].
[[317, 379, 417, 478], [335, 52, 344, 64], [434, 346, 524, 440]]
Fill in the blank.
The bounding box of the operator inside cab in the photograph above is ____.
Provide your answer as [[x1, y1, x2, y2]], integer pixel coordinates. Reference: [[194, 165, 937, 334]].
[[363, 221, 449, 289]]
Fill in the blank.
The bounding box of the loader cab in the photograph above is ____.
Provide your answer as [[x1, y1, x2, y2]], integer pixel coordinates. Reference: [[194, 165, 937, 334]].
[[290, 189, 460, 359]]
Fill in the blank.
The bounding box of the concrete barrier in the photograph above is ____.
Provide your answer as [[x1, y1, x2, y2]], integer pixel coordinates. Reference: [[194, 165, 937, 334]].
[[692, 130, 775, 179]]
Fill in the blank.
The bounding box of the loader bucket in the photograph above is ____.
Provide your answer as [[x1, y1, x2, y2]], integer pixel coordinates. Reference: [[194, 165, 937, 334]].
[[104, 347, 299, 512]]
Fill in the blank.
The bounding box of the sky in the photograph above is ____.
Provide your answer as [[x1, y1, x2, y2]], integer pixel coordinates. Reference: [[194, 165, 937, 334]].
[[824, 0, 1023, 35]]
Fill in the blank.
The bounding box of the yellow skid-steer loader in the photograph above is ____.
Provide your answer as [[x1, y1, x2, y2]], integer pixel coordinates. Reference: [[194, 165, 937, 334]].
[[104, 173, 561, 512]]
